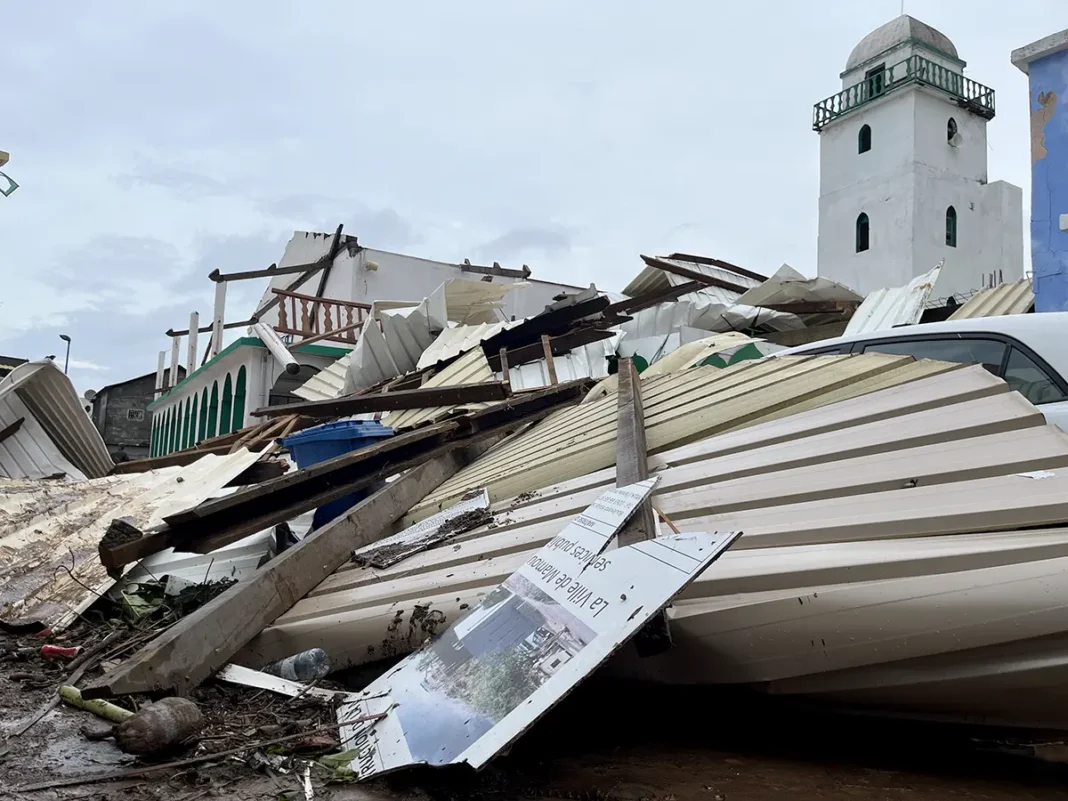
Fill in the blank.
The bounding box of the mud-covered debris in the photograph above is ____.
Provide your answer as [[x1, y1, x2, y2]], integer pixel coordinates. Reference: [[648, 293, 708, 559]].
[[115, 697, 204, 755]]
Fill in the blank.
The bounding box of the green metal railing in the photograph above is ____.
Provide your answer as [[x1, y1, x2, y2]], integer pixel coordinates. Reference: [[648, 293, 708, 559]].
[[813, 54, 995, 131]]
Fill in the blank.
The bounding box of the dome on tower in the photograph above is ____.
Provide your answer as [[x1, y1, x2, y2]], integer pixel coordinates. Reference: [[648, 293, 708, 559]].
[[845, 15, 958, 72]]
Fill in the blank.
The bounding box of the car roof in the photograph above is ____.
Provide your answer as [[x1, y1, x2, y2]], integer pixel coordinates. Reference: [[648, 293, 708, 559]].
[[776, 312, 1068, 378]]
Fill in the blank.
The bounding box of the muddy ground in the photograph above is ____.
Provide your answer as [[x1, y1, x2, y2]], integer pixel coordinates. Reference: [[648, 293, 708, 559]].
[[5, 631, 1068, 801]]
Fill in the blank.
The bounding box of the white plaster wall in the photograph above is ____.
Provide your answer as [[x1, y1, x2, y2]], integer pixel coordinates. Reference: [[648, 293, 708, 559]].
[[819, 92, 917, 196], [912, 88, 987, 182], [911, 169, 1022, 300], [818, 171, 916, 295]]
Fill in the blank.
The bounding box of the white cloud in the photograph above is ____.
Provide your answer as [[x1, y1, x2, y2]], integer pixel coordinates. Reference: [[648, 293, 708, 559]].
[[68, 359, 108, 372]]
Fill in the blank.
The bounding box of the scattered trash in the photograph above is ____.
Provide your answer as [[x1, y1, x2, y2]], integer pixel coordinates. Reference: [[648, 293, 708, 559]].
[[264, 648, 331, 683], [59, 685, 134, 725], [40, 644, 81, 660]]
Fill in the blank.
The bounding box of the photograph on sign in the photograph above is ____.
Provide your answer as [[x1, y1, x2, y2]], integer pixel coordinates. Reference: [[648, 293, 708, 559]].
[[338, 478, 741, 779]]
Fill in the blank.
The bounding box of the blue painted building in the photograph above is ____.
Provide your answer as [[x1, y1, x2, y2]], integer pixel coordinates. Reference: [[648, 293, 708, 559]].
[[1013, 31, 1068, 312]]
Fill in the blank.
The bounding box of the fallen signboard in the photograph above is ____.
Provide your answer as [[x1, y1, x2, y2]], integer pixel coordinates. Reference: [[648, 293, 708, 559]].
[[336, 477, 740, 779]]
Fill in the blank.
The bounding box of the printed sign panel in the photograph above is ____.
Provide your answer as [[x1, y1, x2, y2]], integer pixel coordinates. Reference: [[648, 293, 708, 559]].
[[338, 477, 740, 778]]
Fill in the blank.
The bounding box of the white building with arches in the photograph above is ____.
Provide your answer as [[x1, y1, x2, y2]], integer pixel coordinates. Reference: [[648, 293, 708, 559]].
[[814, 15, 1024, 301]]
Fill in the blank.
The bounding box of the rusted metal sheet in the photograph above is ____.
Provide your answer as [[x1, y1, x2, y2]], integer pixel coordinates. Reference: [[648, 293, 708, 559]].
[[949, 278, 1035, 320], [0, 448, 266, 630]]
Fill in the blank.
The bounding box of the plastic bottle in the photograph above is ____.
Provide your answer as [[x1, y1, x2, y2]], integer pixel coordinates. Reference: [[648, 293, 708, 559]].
[[263, 648, 331, 682]]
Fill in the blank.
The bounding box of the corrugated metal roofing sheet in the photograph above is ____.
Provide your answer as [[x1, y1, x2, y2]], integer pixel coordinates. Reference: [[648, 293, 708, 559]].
[[844, 264, 941, 335], [384, 349, 496, 431], [293, 350, 351, 402], [409, 352, 962, 519], [505, 334, 620, 391], [0, 447, 268, 630], [0, 361, 113, 480], [949, 278, 1035, 320], [416, 321, 520, 370], [242, 364, 1068, 688], [623, 257, 762, 300]]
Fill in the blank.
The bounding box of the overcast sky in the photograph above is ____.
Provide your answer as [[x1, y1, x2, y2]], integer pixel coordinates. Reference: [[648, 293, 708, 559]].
[[0, 1, 1059, 393]]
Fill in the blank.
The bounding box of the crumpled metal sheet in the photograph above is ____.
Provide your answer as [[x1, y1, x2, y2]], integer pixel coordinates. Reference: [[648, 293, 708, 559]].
[[845, 264, 942, 336], [0, 361, 113, 481], [734, 264, 862, 307], [0, 448, 267, 630]]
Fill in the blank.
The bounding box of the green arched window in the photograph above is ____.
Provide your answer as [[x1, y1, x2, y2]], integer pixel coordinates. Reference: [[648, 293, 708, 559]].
[[220, 374, 233, 436], [190, 395, 199, 447], [858, 124, 871, 154], [856, 212, 870, 253], [167, 408, 176, 454], [150, 416, 158, 457], [232, 366, 247, 432], [946, 206, 957, 247], [206, 381, 220, 438], [199, 387, 209, 441], [183, 398, 192, 449]]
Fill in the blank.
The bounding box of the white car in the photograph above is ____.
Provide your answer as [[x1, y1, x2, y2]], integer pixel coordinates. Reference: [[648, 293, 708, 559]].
[[774, 312, 1068, 431]]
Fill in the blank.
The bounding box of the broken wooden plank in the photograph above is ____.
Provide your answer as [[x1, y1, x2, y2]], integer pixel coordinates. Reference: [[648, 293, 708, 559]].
[[479, 293, 610, 357], [663, 252, 770, 283], [639, 254, 749, 295], [541, 335, 559, 385], [99, 380, 593, 569], [615, 357, 672, 657], [109, 444, 235, 474], [486, 327, 614, 373], [601, 280, 706, 316], [82, 451, 469, 699], [249, 381, 510, 419], [98, 423, 460, 569], [0, 416, 24, 446]]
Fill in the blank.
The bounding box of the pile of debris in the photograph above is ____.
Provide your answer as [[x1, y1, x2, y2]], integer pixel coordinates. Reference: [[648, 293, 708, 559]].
[[0, 246, 1057, 797]]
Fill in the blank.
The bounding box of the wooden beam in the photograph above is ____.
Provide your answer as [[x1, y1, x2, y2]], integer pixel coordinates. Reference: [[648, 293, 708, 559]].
[[284, 321, 362, 349], [486, 327, 614, 373], [757, 300, 860, 315], [109, 444, 236, 474], [479, 293, 610, 357], [498, 347, 510, 393], [639, 254, 750, 295], [615, 357, 672, 657], [166, 318, 256, 337], [459, 260, 530, 280], [0, 416, 24, 446], [249, 382, 510, 419], [663, 252, 770, 283], [602, 281, 705, 316], [540, 335, 559, 385], [82, 451, 468, 699]]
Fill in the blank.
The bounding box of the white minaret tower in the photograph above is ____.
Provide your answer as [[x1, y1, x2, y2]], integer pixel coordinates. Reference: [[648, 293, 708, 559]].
[[814, 16, 1023, 301]]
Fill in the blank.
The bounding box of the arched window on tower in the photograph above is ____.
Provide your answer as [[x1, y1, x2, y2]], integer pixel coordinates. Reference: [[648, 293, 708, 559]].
[[947, 117, 958, 143], [856, 213, 870, 253], [858, 124, 872, 154], [946, 206, 957, 247]]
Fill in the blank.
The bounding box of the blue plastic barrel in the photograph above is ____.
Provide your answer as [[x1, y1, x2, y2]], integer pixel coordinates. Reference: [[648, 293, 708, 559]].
[[281, 420, 394, 530]]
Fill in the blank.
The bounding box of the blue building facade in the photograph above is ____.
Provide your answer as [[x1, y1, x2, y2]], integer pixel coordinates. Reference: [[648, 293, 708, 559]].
[[1014, 32, 1068, 312]]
